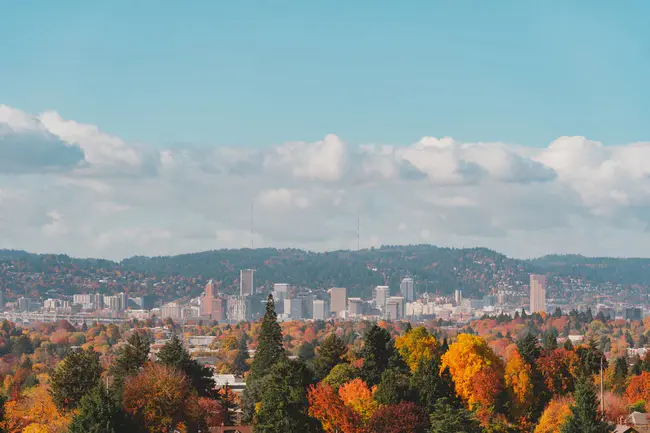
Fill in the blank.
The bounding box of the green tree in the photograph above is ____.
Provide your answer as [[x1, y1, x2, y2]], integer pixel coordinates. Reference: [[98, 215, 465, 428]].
[[157, 334, 216, 398], [68, 386, 132, 433], [374, 368, 411, 405], [297, 342, 316, 361], [254, 359, 317, 433], [50, 348, 102, 411], [411, 357, 459, 414], [243, 295, 286, 422], [516, 333, 541, 364], [612, 356, 629, 393], [233, 333, 250, 375], [112, 331, 150, 392], [250, 295, 285, 380], [516, 333, 550, 422], [360, 325, 394, 386], [322, 363, 359, 389], [312, 333, 347, 380], [575, 338, 606, 377], [561, 377, 611, 433], [429, 398, 483, 433]]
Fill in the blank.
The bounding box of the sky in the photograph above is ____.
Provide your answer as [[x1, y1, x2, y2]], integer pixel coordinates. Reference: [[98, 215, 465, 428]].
[[2, 1, 650, 259]]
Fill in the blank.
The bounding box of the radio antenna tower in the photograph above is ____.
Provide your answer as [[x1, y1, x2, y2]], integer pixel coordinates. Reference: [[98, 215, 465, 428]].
[[251, 201, 255, 249], [357, 214, 360, 251]]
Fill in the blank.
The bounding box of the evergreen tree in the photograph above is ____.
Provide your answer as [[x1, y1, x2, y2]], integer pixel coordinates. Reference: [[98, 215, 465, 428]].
[[233, 333, 250, 375], [297, 342, 316, 361], [561, 377, 611, 433], [249, 295, 285, 380], [50, 348, 102, 411], [542, 329, 558, 351], [68, 386, 132, 433], [157, 334, 216, 398], [360, 325, 394, 386], [243, 295, 286, 422], [254, 358, 318, 433], [516, 333, 541, 364], [516, 333, 549, 422], [220, 384, 238, 426], [564, 339, 574, 351], [440, 337, 449, 355], [312, 333, 347, 380], [411, 357, 459, 414], [429, 397, 483, 433], [575, 338, 606, 377], [112, 331, 150, 392], [374, 368, 411, 405]]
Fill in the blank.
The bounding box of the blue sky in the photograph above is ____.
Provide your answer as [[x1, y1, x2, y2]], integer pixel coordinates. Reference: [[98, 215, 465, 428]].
[[3, 1, 650, 149]]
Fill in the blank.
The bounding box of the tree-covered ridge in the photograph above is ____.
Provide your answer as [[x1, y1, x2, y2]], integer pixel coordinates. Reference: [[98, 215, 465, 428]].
[[2, 245, 650, 301]]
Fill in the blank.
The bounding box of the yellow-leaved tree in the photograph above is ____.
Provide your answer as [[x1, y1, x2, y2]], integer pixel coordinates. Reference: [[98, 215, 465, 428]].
[[504, 348, 534, 419], [394, 326, 438, 372], [338, 378, 378, 422], [3, 378, 70, 433], [440, 333, 505, 409], [533, 397, 573, 433]]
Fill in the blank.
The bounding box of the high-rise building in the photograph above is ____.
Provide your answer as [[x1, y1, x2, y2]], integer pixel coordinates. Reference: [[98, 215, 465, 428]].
[[240, 269, 255, 297], [118, 292, 129, 311], [347, 298, 363, 317], [400, 278, 414, 302], [330, 287, 347, 316], [273, 283, 289, 301], [161, 302, 182, 320], [386, 296, 404, 321], [312, 300, 328, 320], [374, 286, 389, 311], [530, 274, 547, 314], [284, 298, 302, 320], [228, 296, 252, 322], [454, 289, 463, 306], [202, 279, 225, 320]]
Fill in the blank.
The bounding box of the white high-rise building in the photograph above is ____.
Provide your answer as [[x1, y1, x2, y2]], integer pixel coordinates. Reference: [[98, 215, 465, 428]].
[[454, 289, 463, 306], [273, 283, 289, 302], [330, 287, 347, 316], [240, 269, 255, 297], [284, 298, 302, 320], [312, 300, 328, 320], [374, 286, 389, 311], [400, 278, 414, 302], [530, 274, 546, 313]]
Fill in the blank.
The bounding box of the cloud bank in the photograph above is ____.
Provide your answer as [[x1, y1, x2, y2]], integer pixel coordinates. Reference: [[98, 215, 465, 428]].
[[2, 104, 650, 259]]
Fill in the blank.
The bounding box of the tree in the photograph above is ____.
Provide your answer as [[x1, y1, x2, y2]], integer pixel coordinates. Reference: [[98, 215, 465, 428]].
[[359, 325, 394, 386], [313, 333, 348, 380], [112, 331, 150, 392], [440, 334, 504, 409], [504, 349, 533, 419], [611, 356, 628, 394], [250, 295, 285, 380], [516, 333, 541, 364], [50, 348, 102, 411], [394, 326, 438, 372], [233, 333, 250, 375], [3, 382, 71, 433], [298, 342, 316, 361], [575, 338, 605, 377], [537, 348, 579, 396], [429, 397, 483, 433], [323, 363, 359, 390], [68, 386, 132, 433], [157, 334, 216, 398], [367, 402, 428, 433], [197, 397, 226, 431], [625, 371, 650, 409], [308, 383, 362, 433], [123, 363, 201, 433], [561, 377, 611, 433], [534, 397, 573, 433], [254, 359, 317, 433], [410, 357, 459, 414], [338, 378, 378, 422], [374, 368, 411, 405]]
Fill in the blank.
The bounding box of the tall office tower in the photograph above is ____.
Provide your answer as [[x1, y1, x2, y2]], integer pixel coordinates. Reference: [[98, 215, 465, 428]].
[[312, 299, 328, 321], [330, 287, 347, 317], [284, 298, 303, 320], [530, 274, 547, 313], [386, 296, 404, 321], [202, 279, 224, 320], [118, 292, 129, 311], [374, 286, 389, 311], [347, 298, 363, 317], [454, 289, 463, 306], [400, 277, 414, 302], [273, 283, 289, 303], [240, 269, 255, 297]]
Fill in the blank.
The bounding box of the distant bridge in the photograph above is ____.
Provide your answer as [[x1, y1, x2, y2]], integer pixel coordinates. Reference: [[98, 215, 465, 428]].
[[0, 311, 127, 325]]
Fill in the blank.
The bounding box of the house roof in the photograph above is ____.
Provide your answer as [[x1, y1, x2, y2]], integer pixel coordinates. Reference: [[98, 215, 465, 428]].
[[627, 412, 650, 425], [613, 425, 639, 433]]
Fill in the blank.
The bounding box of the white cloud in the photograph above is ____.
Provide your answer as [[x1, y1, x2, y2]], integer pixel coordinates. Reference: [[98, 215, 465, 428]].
[[4, 104, 650, 258]]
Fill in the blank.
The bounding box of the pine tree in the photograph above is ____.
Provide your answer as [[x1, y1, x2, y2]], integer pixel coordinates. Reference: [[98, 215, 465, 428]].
[[112, 331, 150, 392], [68, 386, 132, 433], [312, 333, 347, 380], [50, 348, 102, 411], [516, 332, 549, 422], [561, 376, 611, 433], [157, 334, 216, 397], [517, 333, 541, 364], [360, 325, 394, 386], [233, 333, 250, 375], [249, 295, 285, 380], [429, 397, 483, 433], [374, 368, 411, 405], [242, 295, 286, 422], [410, 357, 459, 414], [254, 358, 317, 433]]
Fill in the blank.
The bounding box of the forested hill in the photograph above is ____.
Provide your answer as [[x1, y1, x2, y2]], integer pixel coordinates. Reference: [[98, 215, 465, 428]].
[[2, 246, 650, 300]]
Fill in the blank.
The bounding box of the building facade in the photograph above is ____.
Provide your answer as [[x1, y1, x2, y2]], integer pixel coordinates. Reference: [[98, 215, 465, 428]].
[[400, 278, 414, 302], [530, 274, 547, 314]]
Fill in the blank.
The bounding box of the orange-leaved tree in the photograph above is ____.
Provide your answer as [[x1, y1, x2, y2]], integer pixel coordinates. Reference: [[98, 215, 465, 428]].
[[394, 326, 438, 372], [123, 363, 201, 433], [536, 348, 579, 396], [2, 378, 70, 433], [504, 348, 534, 418], [533, 396, 573, 433], [308, 383, 363, 433], [441, 333, 505, 409], [625, 371, 650, 410], [338, 378, 378, 422]]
